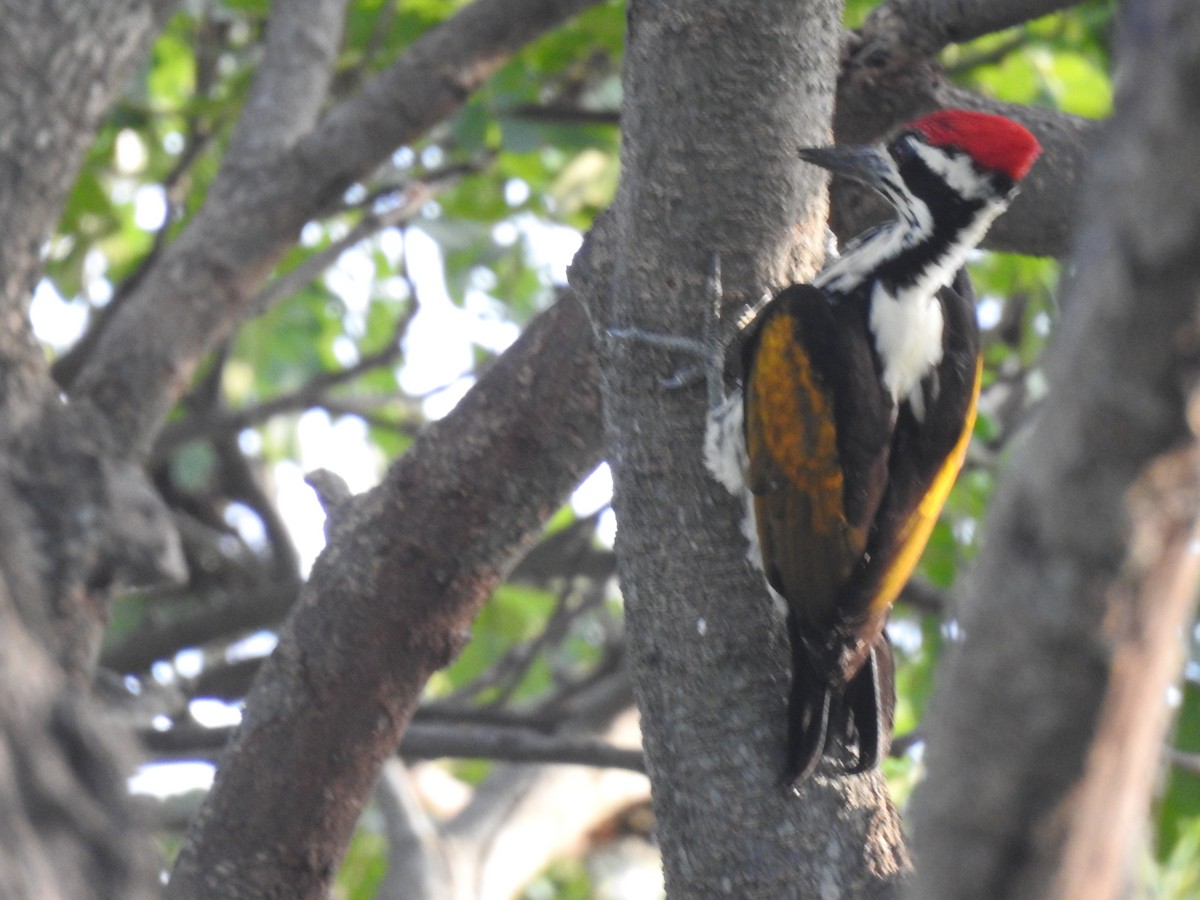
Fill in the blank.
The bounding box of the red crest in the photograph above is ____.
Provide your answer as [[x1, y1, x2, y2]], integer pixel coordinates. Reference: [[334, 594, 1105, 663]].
[[910, 109, 1042, 181]]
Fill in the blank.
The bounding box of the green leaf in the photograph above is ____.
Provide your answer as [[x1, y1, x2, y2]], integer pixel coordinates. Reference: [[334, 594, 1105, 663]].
[[1157, 683, 1200, 857], [550, 148, 619, 217], [918, 520, 959, 588], [969, 51, 1041, 105], [428, 583, 559, 698], [1145, 816, 1200, 899], [148, 31, 196, 109], [522, 857, 595, 899], [230, 282, 347, 400], [334, 826, 388, 900], [891, 610, 941, 735], [1039, 49, 1112, 118]]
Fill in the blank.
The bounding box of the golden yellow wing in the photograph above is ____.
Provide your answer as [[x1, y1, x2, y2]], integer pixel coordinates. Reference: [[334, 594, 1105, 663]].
[[743, 294, 870, 630]]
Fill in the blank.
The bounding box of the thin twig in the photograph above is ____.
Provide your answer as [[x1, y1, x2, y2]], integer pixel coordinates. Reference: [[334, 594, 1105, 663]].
[[141, 721, 645, 771], [1167, 748, 1200, 776], [153, 290, 422, 460], [248, 181, 436, 317], [504, 103, 619, 126], [944, 31, 1037, 77]]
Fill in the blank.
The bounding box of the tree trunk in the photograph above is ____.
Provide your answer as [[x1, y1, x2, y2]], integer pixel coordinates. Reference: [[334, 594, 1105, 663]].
[[909, 1, 1200, 897], [0, 3, 179, 896], [587, 0, 908, 895]]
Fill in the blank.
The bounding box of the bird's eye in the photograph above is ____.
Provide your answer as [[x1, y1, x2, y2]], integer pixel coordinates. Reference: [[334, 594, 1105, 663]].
[[891, 134, 918, 163]]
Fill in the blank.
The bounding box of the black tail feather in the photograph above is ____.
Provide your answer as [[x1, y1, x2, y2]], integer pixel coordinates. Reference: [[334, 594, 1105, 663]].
[[842, 636, 896, 774], [784, 657, 832, 786], [784, 610, 836, 786], [785, 629, 896, 786]]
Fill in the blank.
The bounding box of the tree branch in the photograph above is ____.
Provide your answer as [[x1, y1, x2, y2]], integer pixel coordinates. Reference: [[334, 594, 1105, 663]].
[[864, 0, 1086, 58], [375, 697, 650, 900], [910, 2, 1200, 896], [0, 527, 160, 898], [100, 580, 300, 675], [438, 709, 649, 898], [1167, 748, 1200, 776], [166, 291, 603, 898], [1054, 447, 1200, 899], [222, 0, 348, 163], [52, 24, 226, 392], [69, 0, 604, 458], [144, 720, 644, 771], [373, 762, 451, 899]]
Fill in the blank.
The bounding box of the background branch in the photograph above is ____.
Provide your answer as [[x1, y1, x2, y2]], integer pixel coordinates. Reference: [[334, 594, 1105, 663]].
[[1055, 446, 1200, 899], [166, 290, 603, 898], [143, 720, 644, 771], [70, 0, 604, 458], [863, 0, 1086, 58], [222, 0, 348, 163], [910, 1, 1200, 896]]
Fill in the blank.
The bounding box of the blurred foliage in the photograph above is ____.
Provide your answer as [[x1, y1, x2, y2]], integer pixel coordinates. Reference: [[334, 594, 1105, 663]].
[[944, 3, 1115, 117], [68, 1, 623, 895], [1158, 683, 1200, 866], [42, 0, 1192, 896], [334, 828, 389, 900], [523, 858, 595, 899], [1144, 817, 1200, 900]]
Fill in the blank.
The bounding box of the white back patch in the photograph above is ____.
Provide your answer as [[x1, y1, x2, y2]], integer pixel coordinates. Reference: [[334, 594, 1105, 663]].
[[702, 393, 774, 584], [703, 392, 747, 495], [869, 283, 944, 413]]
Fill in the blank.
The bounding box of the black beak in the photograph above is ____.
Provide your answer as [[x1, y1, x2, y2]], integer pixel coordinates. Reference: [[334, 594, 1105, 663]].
[[798, 144, 906, 212]]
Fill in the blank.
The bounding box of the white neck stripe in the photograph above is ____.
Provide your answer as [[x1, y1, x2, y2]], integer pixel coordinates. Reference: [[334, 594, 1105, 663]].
[[911, 142, 995, 201]]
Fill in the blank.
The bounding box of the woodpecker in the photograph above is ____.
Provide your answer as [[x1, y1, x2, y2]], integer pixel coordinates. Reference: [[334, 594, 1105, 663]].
[[708, 109, 1042, 785]]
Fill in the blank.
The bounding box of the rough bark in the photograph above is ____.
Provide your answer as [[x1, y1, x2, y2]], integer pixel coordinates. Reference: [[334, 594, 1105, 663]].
[[864, 0, 1086, 58], [167, 294, 604, 898], [0, 567, 160, 900], [0, 0, 177, 434], [909, 1, 1200, 897], [590, 0, 908, 896], [0, 0, 188, 665], [0, 3, 179, 895]]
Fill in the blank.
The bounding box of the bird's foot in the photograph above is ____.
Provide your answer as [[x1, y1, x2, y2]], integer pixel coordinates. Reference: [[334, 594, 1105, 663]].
[[608, 254, 765, 408]]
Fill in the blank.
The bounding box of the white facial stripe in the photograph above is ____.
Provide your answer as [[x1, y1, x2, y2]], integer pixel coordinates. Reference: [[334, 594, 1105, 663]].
[[807, 138, 1014, 411], [813, 194, 933, 295], [813, 223, 906, 293], [911, 141, 994, 201], [869, 195, 1005, 410], [812, 156, 938, 295]]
